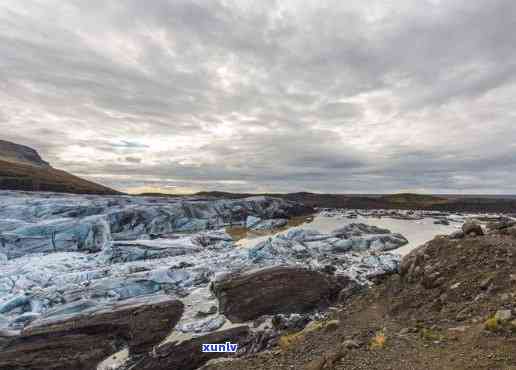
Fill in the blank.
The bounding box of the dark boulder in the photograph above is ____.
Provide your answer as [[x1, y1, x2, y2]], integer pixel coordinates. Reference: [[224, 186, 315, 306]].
[[399, 243, 431, 283], [449, 230, 464, 239], [462, 221, 484, 237], [212, 266, 344, 323], [0, 295, 184, 370], [133, 326, 251, 370]]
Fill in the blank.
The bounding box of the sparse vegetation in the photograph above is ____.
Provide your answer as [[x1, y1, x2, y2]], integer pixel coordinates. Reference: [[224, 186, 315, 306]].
[[485, 311, 514, 333], [278, 331, 305, 351], [369, 330, 386, 349], [420, 328, 445, 341], [278, 320, 331, 351], [484, 316, 501, 332]]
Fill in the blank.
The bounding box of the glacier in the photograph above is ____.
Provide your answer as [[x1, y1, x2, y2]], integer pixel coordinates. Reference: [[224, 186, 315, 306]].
[[0, 190, 408, 369]]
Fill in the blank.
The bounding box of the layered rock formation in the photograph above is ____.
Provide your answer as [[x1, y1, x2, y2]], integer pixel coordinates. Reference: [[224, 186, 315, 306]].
[[131, 326, 252, 370], [212, 266, 345, 322]]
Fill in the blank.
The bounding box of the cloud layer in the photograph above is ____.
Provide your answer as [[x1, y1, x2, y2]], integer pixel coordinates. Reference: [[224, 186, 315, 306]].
[[1, 0, 516, 194]]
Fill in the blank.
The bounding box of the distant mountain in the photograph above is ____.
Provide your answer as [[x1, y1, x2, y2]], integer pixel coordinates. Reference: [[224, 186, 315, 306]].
[[194, 191, 254, 199], [0, 140, 121, 195], [0, 140, 50, 167], [189, 191, 516, 213], [380, 193, 448, 205], [138, 192, 183, 198]]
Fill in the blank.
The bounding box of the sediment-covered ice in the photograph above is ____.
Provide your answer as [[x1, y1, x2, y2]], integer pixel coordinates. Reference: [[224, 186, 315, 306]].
[[0, 191, 405, 339]]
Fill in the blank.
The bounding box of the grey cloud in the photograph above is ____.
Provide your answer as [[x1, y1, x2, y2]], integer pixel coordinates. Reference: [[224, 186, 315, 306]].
[[112, 141, 149, 149], [1, 0, 516, 194], [123, 156, 142, 163]]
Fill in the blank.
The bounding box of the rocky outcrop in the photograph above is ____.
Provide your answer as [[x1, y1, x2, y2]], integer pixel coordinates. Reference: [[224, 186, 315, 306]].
[[0, 295, 184, 370], [386, 224, 516, 339], [399, 241, 430, 284], [449, 230, 464, 239], [212, 266, 344, 322], [462, 221, 484, 236], [0, 140, 50, 168]]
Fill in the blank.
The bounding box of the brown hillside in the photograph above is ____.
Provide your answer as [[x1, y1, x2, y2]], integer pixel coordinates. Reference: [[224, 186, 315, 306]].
[[204, 223, 516, 370], [0, 159, 121, 195]]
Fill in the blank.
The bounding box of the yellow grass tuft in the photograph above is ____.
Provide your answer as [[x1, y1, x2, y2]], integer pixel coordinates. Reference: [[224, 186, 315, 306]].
[[278, 320, 328, 351], [278, 331, 305, 351], [484, 316, 500, 332], [370, 331, 386, 349]]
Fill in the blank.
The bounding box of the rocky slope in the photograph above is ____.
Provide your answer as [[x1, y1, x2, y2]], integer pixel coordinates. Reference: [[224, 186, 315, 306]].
[[203, 220, 516, 370], [0, 140, 120, 195]]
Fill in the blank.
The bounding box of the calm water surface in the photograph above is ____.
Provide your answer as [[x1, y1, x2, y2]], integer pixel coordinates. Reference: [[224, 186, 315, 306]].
[[231, 214, 460, 255]]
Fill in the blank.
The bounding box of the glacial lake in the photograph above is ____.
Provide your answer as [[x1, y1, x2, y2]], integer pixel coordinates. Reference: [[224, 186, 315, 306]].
[[229, 214, 461, 256]]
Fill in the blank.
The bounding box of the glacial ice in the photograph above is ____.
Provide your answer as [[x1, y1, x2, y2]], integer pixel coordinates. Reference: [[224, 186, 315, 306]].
[[0, 191, 405, 338]]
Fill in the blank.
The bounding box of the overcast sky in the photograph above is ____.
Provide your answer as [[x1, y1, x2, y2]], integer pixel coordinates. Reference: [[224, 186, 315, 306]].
[[1, 0, 516, 194]]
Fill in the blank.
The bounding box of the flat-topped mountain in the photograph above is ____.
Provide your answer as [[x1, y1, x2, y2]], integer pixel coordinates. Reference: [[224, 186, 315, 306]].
[[379, 193, 448, 205], [0, 140, 50, 167], [191, 191, 516, 214], [0, 140, 121, 195]]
